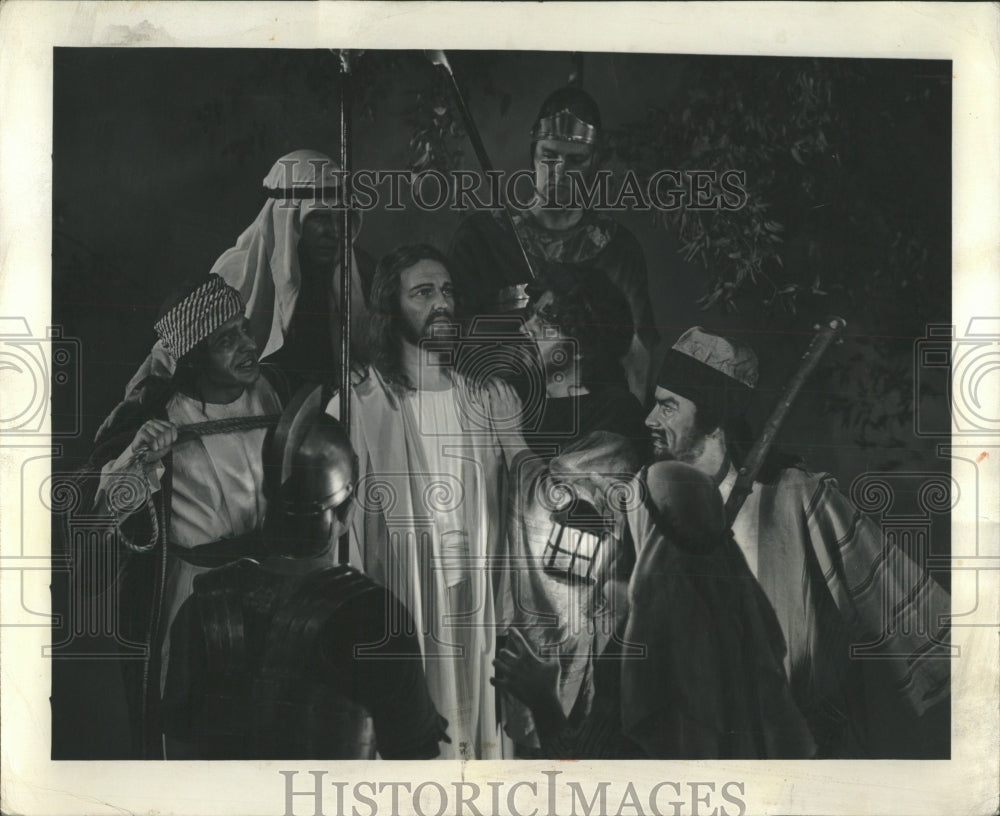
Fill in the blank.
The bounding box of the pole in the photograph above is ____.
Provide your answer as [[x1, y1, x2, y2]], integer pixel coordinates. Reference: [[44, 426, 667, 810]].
[[424, 50, 537, 289], [338, 49, 353, 433], [337, 48, 353, 564], [724, 316, 847, 528]]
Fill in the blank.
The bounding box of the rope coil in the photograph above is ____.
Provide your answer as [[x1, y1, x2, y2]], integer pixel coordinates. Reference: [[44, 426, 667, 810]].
[[116, 413, 281, 552]]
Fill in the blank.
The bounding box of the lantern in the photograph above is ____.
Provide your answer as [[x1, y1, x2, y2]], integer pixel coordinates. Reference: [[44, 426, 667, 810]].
[[542, 497, 613, 585]]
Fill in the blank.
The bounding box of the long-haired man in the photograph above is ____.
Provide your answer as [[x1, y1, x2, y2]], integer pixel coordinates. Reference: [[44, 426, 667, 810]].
[[326, 243, 508, 759]]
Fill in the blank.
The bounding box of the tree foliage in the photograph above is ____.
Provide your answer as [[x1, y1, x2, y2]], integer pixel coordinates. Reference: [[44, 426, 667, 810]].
[[356, 52, 951, 457], [606, 56, 950, 327], [605, 57, 951, 458]]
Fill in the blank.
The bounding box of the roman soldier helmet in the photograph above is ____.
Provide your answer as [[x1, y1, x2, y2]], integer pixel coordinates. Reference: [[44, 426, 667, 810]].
[[265, 384, 359, 558], [530, 85, 602, 149]]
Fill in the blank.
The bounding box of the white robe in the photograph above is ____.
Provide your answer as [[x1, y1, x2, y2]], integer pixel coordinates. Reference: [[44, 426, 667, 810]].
[[98, 378, 280, 692], [328, 369, 506, 759]]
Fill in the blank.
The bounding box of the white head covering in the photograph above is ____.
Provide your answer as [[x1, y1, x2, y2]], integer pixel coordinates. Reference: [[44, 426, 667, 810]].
[[213, 148, 364, 360], [123, 150, 365, 395]]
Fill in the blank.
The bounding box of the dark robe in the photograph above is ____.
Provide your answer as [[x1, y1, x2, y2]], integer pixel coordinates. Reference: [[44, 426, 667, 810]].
[[262, 247, 377, 384], [525, 384, 651, 463], [622, 468, 817, 759]]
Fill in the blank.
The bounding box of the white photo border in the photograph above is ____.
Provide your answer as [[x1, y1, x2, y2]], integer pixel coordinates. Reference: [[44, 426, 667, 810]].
[[1, 2, 997, 815]]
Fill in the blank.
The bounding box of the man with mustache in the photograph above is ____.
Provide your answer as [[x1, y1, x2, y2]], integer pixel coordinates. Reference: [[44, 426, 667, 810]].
[[100, 149, 373, 435], [644, 327, 951, 757], [449, 86, 658, 401], [326, 244, 508, 759], [86, 276, 291, 757]]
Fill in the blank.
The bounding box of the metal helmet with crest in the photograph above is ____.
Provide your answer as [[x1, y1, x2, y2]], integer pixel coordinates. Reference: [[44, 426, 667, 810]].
[[265, 384, 358, 558]]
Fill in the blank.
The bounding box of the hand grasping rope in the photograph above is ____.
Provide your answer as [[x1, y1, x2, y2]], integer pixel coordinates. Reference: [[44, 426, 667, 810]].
[[116, 413, 281, 552]]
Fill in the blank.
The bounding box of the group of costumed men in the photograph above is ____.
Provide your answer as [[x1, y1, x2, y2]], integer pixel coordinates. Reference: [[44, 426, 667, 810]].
[[82, 86, 950, 761]]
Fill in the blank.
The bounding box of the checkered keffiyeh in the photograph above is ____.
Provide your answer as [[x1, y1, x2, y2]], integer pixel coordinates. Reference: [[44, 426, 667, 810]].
[[154, 277, 244, 361]]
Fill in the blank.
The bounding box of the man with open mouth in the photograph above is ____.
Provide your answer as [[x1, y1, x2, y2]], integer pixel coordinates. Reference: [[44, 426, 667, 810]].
[[83, 275, 293, 759], [100, 149, 374, 419]]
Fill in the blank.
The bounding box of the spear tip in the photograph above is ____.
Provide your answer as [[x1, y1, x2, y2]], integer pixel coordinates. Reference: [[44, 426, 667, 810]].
[[424, 49, 453, 74]]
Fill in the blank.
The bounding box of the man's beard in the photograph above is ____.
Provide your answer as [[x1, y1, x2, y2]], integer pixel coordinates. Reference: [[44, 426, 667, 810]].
[[651, 431, 706, 465], [402, 312, 455, 346]]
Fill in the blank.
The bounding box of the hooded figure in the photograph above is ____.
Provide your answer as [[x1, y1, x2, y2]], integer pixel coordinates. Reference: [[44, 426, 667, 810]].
[[215, 149, 371, 380], [491, 455, 815, 759]]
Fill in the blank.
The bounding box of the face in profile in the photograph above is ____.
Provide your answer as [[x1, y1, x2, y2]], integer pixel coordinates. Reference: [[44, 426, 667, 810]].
[[644, 386, 706, 463], [397, 259, 456, 345]]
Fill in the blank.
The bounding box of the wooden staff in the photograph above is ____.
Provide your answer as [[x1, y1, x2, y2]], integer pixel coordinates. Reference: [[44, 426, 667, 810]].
[[724, 316, 847, 528], [338, 48, 353, 434]]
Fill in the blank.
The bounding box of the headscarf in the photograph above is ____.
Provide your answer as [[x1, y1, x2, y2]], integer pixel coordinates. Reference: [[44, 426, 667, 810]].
[[122, 149, 365, 395], [214, 149, 364, 361]]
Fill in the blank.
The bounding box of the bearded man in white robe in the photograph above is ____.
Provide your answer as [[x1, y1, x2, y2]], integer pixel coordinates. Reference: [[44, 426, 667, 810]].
[[326, 244, 507, 759]]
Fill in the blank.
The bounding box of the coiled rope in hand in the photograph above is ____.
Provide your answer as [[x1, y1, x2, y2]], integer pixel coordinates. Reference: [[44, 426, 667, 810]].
[[115, 413, 282, 552]]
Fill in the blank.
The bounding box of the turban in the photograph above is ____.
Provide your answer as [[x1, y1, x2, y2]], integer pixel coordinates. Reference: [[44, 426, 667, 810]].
[[656, 327, 758, 424], [153, 277, 243, 362]]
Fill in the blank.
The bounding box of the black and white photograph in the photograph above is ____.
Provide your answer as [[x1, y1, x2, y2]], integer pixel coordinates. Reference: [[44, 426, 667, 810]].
[[2, 3, 998, 815]]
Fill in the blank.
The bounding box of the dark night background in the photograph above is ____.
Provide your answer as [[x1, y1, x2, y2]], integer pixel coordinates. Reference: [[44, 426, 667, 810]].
[[51, 48, 951, 758]]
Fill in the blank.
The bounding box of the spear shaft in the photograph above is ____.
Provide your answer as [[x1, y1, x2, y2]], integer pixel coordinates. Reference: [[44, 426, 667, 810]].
[[338, 49, 353, 434], [425, 50, 537, 298], [338, 48, 353, 564]]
